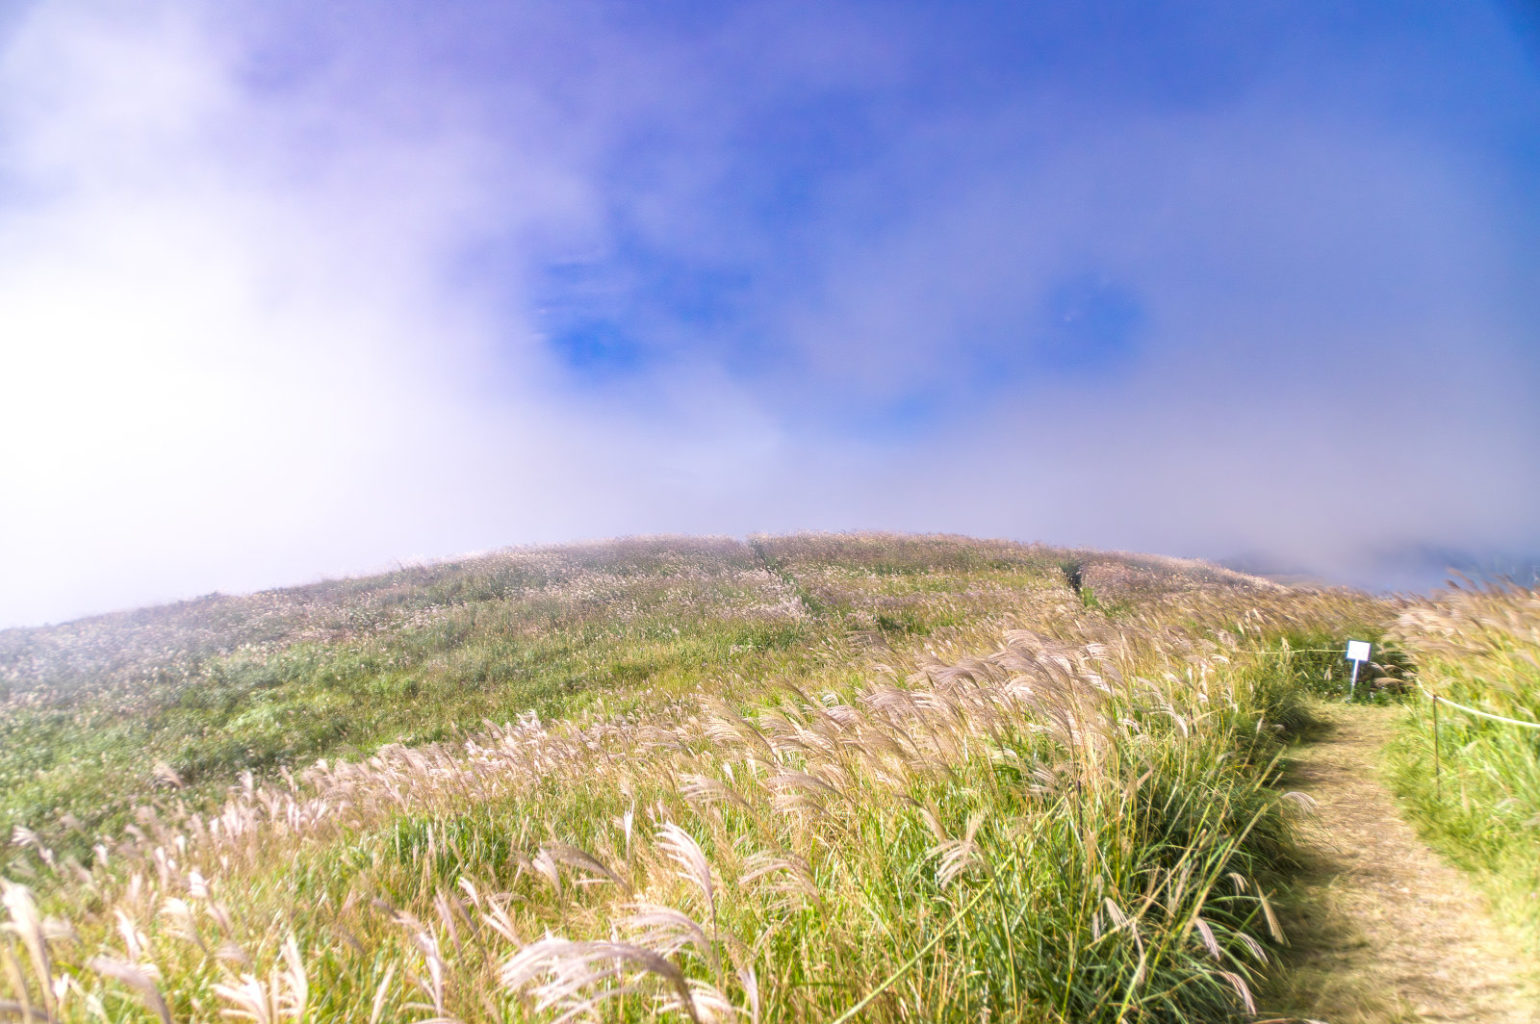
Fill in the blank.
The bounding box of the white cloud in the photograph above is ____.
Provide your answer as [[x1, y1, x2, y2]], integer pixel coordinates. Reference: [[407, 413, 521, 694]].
[[0, 2, 617, 624]]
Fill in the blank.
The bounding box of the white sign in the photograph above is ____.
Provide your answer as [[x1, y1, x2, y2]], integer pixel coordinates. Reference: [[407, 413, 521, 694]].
[[1345, 640, 1371, 663]]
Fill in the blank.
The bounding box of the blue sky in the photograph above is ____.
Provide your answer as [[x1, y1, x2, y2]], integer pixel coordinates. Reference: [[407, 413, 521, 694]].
[[1, 0, 1538, 625]]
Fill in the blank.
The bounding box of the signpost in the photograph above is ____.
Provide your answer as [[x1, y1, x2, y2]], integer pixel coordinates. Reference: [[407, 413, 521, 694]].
[[1345, 640, 1371, 698]]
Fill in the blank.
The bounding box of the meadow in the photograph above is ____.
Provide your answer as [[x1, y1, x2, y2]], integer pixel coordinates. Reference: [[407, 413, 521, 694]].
[[0, 535, 1083, 868], [1, 533, 1508, 1022]]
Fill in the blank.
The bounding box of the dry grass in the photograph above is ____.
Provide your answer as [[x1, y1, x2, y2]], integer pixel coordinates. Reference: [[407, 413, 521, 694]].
[[0, 534, 1395, 1021]]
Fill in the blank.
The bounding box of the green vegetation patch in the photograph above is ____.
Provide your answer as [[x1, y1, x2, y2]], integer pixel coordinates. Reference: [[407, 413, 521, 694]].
[[0, 535, 1068, 866], [0, 534, 1422, 1023], [1384, 583, 1540, 953]]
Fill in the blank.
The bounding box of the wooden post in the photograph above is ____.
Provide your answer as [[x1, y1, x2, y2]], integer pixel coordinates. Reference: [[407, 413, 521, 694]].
[[1433, 694, 1441, 799]]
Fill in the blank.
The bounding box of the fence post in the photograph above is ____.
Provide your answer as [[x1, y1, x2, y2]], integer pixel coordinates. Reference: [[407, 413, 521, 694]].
[[1432, 694, 1441, 799]]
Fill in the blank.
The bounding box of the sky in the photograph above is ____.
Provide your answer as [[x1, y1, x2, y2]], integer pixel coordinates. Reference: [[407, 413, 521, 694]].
[[2, 0, 1538, 627]]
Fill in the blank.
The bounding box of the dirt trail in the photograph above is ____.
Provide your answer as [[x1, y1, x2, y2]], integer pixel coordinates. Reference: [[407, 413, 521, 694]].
[[1272, 704, 1539, 1023]]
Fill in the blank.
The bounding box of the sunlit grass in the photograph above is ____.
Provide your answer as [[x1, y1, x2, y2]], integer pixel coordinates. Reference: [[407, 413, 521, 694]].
[[1, 536, 1079, 868], [0, 533, 1398, 1021]]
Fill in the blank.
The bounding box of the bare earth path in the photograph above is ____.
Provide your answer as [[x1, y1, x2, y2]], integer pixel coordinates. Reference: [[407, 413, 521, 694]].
[[1270, 704, 1540, 1023]]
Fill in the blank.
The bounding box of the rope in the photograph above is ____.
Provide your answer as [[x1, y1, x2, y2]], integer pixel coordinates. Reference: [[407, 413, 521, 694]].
[[1259, 649, 1354, 655], [1418, 685, 1540, 731], [1249, 646, 1538, 730]]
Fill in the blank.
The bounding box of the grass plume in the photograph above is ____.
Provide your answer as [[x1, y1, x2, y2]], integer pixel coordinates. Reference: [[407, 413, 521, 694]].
[[0, 534, 1399, 1021]]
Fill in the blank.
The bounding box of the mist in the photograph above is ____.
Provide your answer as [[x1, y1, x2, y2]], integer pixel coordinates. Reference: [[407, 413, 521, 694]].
[[2, 0, 1537, 627]]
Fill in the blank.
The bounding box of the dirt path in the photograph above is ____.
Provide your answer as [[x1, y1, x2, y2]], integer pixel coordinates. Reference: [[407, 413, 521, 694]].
[[1269, 704, 1540, 1023]]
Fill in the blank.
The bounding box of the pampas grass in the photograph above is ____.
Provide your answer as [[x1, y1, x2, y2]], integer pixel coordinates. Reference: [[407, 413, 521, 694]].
[[0, 535, 1396, 1021]]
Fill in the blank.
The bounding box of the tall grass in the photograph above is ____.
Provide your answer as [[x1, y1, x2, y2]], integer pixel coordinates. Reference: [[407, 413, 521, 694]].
[[1384, 580, 1540, 950], [0, 535, 1070, 869], [0, 539, 1390, 1022]]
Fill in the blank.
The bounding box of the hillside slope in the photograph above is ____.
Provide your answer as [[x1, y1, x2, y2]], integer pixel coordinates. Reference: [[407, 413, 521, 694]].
[[0, 534, 1280, 863], [1, 533, 1397, 1022]]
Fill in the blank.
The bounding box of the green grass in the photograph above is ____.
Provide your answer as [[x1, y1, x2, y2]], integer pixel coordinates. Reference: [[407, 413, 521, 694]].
[[0, 535, 1072, 869], [0, 534, 1412, 1022], [1255, 629, 1415, 705], [1384, 582, 1540, 953]]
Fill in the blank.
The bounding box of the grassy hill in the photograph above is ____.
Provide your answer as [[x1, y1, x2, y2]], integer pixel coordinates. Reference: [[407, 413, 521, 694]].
[[2, 532, 1506, 1022], [0, 534, 1284, 867]]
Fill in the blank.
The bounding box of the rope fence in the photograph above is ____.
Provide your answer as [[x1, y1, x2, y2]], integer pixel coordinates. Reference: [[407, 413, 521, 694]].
[[1227, 643, 1537, 803], [1414, 683, 1540, 798], [1251, 641, 1538, 798]]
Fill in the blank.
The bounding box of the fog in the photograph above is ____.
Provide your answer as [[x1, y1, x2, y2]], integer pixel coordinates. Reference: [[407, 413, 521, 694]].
[[2, 1, 1537, 627]]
